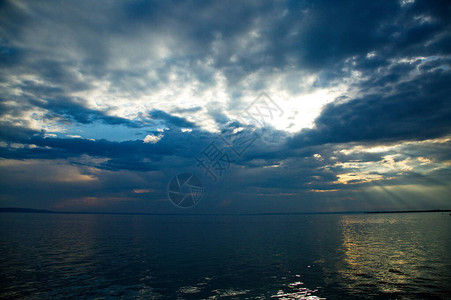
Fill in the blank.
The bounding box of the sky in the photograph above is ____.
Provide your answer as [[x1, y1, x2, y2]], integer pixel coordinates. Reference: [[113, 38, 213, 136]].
[[0, 0, 450, 213]]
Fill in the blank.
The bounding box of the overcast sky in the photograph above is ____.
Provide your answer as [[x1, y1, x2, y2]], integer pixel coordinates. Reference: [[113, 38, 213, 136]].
[[1, 0, 450, 213]]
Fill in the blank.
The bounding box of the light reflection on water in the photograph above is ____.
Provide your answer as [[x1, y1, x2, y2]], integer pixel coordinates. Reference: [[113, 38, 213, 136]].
[[0, 212, 450, 299], [335, 213, 451, 298]]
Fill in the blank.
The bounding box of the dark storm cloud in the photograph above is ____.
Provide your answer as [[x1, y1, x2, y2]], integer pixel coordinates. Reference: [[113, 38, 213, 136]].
[[0, 121, 217, 172], [1, 0, 450, 101], [171, 106, 203, 114], [0, 0, 450, 212], [0, 123, 39, 144], [289, 65, 451, 148], [117, 0, 451, 86], [149, 109, 196, 128], [32, 97, 141, 127], [1, 95, 142, 128], [1, 0, 449, 77]]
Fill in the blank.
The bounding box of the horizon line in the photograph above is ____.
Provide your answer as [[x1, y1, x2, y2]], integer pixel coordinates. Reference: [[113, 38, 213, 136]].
[[1, 207, 450, 216]]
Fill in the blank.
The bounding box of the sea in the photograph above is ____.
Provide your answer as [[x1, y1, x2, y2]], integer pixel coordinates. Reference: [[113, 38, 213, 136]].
[[0, 212, 450, 299]]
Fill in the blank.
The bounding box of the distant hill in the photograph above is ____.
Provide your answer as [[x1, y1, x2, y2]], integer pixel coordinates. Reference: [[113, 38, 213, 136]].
[[0, 207, 54, 213]]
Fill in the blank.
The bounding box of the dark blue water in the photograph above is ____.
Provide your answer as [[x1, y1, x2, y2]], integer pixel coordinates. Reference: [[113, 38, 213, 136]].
[[1, 212, 450, 299]]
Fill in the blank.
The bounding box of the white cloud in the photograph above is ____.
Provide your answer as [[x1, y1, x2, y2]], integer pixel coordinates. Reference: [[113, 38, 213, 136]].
[[143, 134, 163, 144]]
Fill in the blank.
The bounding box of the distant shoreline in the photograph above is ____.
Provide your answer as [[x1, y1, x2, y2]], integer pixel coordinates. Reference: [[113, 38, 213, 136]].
[[1, 207, 450, 216], [363, 209, 451, 214]]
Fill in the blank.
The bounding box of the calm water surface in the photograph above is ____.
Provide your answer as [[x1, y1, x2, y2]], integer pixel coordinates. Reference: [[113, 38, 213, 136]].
[[0, 212, 450, 299]]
